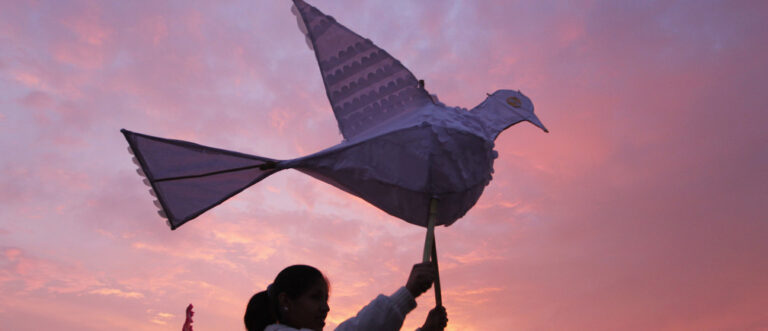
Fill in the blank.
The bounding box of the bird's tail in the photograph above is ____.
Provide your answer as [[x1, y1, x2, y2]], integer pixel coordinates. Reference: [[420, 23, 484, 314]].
[[121, 129, 281, 230]]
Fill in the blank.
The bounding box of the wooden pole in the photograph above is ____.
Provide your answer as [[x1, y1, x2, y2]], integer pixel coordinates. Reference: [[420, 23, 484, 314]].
[[423, 199, 438, 263], [431, 235, 443, 307], [422, 198, 442, 307]]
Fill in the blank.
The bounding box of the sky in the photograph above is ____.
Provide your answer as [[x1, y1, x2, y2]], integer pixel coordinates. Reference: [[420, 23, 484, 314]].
[[1, 0, 767, 330]]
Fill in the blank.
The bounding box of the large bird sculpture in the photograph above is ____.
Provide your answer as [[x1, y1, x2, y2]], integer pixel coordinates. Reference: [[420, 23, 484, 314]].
[[121, 0, 548, 230]]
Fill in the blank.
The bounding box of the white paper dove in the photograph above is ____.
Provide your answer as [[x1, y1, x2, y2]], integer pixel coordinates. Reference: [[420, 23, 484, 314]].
[[121, 0, 547, 230]]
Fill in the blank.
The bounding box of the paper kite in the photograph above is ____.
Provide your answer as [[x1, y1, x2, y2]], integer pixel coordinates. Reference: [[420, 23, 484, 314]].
[[121, 0, 548, 231]]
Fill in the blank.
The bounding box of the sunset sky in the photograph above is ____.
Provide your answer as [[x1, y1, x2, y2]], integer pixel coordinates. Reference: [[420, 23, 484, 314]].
[[1, 0, 766, 330]]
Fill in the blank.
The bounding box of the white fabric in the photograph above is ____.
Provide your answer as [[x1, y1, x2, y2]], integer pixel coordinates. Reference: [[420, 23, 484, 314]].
[[264, 324, 313, 331], [121, 0, 548, 231], [264, 287, 416, 331]]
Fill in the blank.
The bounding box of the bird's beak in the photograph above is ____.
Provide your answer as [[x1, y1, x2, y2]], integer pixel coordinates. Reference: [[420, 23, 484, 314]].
[[526, 113, 549, 133]]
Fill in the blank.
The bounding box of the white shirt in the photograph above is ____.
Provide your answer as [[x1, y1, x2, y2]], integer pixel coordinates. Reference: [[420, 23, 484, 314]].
[[264, 287, 417, 331]]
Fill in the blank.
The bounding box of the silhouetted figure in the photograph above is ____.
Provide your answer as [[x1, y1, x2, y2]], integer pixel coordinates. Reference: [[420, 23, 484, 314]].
[[244, 263, 447, 331], [182, 304, 194, 331]]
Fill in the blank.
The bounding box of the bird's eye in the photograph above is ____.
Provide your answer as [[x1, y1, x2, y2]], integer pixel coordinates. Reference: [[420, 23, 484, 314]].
[[506, 96, 522, 108]]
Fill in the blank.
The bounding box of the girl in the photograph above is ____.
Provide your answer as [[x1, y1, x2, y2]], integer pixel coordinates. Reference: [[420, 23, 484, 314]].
[[244, 262, 447, 331]]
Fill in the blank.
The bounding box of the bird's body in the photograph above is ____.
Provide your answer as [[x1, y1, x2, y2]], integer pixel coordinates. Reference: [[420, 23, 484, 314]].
[[121, 0, 546, 230], [285, 100, 499, 227]]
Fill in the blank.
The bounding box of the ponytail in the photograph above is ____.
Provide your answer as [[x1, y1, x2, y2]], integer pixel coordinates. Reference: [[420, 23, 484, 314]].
[[244, 290, 276, 331]]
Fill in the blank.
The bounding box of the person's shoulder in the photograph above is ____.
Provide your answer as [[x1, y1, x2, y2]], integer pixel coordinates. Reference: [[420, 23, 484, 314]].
[[264, 324, 282, 331], [264, 324, 312, 331]]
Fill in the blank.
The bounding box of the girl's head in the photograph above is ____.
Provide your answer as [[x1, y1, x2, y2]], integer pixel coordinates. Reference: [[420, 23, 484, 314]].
[[245, 265, 330, 331]]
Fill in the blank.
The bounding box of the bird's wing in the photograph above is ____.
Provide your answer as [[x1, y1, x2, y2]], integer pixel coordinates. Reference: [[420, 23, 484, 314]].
[[292, 0, 433, 140]]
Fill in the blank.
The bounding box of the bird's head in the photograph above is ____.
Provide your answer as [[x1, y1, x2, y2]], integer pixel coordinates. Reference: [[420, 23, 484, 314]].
[[473, 89, 548, 139]]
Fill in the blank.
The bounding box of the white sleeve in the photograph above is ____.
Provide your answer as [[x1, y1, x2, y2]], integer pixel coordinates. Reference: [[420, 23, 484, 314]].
[[334, 287, 417, 331]]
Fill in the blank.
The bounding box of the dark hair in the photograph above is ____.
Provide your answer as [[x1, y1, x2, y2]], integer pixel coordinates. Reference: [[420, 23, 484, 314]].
[[244, 265, 327, 331]]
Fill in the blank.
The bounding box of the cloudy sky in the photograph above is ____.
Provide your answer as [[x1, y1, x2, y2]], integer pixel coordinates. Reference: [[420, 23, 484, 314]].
[[1, 0, 766, 330]]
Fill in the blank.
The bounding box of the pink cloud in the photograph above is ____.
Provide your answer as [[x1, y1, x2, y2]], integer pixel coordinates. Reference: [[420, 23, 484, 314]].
[[89, 287, 146, 299], [19, 90, 54, 109], [0, 247, 103, 295], [52, 41, 108, 69]]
